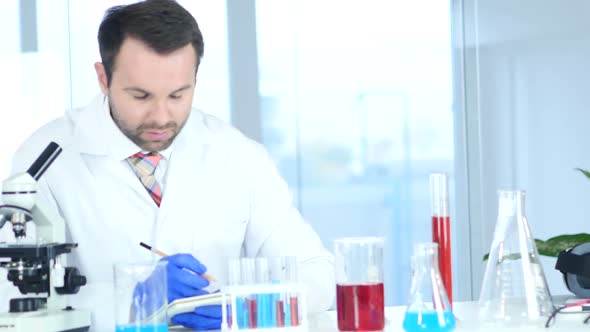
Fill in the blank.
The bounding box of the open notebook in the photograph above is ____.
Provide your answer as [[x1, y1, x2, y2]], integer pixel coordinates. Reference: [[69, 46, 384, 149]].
[[144, 292, 226, 325]]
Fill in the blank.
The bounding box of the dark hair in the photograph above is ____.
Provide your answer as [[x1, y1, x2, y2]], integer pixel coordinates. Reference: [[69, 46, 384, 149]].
[[98, 0, 204, 86]]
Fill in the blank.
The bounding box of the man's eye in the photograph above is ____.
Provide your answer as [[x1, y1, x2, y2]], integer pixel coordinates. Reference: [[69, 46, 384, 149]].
[[170, 94, 182, 100], [133, 94, 149, 100]]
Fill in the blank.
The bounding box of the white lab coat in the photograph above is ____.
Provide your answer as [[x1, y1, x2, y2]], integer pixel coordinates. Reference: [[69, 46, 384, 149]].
[[1, 95, 335, 330]]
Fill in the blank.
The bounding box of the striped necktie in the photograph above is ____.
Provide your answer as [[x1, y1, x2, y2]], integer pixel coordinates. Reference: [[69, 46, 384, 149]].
[[127, 152, 163, 207]]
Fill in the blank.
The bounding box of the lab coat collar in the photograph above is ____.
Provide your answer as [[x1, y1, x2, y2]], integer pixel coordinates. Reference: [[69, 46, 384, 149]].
[[72, 94, 212, 158]]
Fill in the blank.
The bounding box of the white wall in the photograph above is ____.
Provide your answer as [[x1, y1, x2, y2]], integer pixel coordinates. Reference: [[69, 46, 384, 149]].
[[0, 1, 70, 179]]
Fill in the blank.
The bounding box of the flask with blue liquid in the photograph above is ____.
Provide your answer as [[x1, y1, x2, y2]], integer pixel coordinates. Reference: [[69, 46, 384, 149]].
[[402, 243, 455, 332]]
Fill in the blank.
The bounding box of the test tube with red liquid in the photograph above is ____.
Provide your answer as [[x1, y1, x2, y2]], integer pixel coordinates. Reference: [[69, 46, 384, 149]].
[[430, 173, 452, 306]]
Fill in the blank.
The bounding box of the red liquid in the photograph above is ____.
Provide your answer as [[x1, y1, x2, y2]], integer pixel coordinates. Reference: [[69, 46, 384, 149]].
[[276, 300, 285, 327], [432, 215, 452, 305], [248, 298, 258, 328], [290, 296, 299, 326], [336, 283, 384, 331]]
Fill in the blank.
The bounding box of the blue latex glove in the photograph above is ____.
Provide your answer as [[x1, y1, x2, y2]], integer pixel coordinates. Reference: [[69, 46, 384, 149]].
[[161, 253, 211, 303], [162, 254, 222, 330], [171, 305, 222, 330]]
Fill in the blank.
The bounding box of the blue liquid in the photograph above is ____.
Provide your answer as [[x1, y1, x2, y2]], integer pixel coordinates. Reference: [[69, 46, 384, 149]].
[[402, 311, 455, 332], [284, 300, 291, 326], [115, 323, 168, 332]]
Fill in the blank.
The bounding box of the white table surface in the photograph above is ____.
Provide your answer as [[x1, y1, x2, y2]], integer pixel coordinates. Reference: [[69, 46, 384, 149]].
[[304, 301, 588, 332], [167, 299, 589, 331]]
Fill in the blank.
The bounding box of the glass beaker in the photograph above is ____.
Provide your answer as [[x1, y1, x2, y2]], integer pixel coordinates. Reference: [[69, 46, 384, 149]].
[[478, 190, 554, 325], [402, 242, 455, 332], [113, 261, 168, 332], [334, 237, 384, 331]]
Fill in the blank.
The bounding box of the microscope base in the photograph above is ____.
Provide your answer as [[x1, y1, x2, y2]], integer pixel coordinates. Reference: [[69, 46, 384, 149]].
[[0, 307, 91, 332]]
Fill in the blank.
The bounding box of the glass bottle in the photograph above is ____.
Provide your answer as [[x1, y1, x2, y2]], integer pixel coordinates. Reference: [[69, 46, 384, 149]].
[[430, 173, 452, 305], [402, 242, 455, 332], [478, 190, 553, 325]]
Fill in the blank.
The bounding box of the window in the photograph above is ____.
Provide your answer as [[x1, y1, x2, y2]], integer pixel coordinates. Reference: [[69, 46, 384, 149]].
[[0, 0, 69, 177], [256, 0, 455, 305]]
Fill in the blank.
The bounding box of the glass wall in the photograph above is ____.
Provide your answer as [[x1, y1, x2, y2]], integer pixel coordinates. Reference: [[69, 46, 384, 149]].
[[458, 0, 590, 298], [256, 0, 455, 305]]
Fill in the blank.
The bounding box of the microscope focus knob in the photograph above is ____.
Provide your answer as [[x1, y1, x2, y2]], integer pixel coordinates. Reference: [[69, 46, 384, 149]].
[[55, 267, 87, 295], [9, 297, 46, 313]]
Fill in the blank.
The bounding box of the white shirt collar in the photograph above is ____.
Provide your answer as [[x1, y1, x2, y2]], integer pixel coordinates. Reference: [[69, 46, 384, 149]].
[[138, 146, 173, 160]]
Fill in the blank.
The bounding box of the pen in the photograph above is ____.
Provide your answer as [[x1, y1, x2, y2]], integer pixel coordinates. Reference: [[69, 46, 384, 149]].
[[139, 242, 216, 282]]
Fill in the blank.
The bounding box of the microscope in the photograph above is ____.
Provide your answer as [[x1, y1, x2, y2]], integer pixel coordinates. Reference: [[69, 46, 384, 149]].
[[0, 142, 91, 331]]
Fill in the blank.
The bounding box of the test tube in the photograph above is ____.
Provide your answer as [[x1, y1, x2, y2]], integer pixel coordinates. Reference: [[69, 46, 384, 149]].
[[290, 296, 299, 326], [241, 258, 256, 285], [255, 258, 270, 283], [285, 257, 299, 326], [227, 258, 243, 329], [276, 300, 285, 327], [430, 173, 453, 306], [241, 258, 257, 329], [268, 257, 284, 327], [286, 257, 299, 282], [269, 256, 296, 327], [256, 258, 271, 328], [269, 257, 284, 283]]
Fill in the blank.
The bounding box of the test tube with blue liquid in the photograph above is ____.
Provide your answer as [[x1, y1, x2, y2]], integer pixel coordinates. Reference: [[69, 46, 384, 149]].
[[255, 258, 271, 328], [227, 258, 242, 328], [402, 243, 455, 332]]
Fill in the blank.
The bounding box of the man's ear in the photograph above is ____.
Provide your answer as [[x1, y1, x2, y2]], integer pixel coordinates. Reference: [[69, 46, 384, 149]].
[[94, 62, 109, 95]]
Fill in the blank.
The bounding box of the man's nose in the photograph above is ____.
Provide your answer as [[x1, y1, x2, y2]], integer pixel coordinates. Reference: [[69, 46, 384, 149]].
[[147, 99, 170, 124]]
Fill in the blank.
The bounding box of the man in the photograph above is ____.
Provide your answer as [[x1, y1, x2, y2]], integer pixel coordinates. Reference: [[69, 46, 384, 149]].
[[3, 0, 335, 330]]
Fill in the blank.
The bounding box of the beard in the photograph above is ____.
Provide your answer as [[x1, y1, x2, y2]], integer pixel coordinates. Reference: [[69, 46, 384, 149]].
[[109, 100, 187, 152]]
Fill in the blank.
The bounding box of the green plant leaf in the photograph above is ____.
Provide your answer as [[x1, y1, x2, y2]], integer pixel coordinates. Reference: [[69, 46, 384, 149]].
[[482, 252, 525, 263], [483, 233, 590, 261], [575, 168, 590, 180], [538, 233, 590, 257]]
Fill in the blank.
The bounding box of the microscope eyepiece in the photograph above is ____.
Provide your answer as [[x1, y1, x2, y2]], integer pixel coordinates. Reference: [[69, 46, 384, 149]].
[[26, 142, 62, 181]]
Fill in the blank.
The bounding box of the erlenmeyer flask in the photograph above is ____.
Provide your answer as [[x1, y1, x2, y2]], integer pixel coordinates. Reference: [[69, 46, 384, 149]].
[[479, 190, 554, 325], [402, 243, 455, 332]]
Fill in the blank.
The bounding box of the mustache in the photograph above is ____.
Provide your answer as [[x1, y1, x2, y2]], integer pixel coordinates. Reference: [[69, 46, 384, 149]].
[[137, 122, 177, 131]]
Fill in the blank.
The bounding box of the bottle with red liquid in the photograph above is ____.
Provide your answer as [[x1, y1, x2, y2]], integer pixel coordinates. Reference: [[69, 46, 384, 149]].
[[334, 237, 385, 331], [430, 173, 452, 306]]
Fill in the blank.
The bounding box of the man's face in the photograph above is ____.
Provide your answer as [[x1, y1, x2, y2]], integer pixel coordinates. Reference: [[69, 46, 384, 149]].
[[97, 37, 197, 152]]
